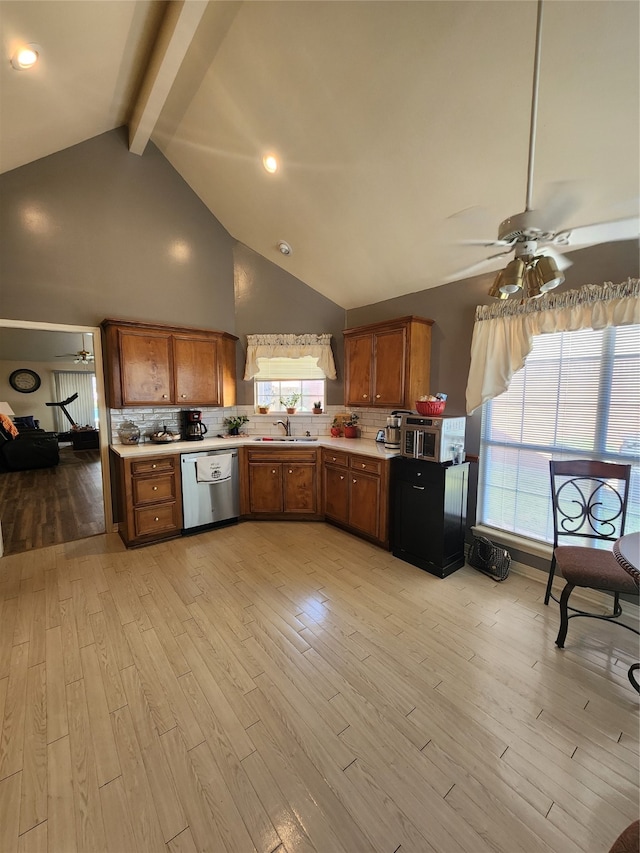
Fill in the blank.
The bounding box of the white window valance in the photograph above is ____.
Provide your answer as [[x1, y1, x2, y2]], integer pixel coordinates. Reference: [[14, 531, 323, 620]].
[[244, 333, 337, 380], [466, 278, 640, 415]]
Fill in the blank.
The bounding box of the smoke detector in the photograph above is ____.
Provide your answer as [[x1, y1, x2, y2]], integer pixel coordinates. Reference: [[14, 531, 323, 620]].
[[277, 241, 292, 256]]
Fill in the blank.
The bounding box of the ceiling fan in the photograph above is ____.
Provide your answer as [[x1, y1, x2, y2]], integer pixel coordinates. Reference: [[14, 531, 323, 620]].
[[449, 0, 639, 298], [56, 334, 95, 365]]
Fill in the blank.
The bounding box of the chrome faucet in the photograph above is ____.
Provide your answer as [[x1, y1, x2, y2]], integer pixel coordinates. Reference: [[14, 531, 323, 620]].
[[274, 417, 291, 436]]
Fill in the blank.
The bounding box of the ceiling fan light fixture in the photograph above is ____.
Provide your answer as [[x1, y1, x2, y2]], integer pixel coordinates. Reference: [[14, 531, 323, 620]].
[[489, 272, 509, 299], [535, 255, 565, 291], [524, 266, 544, 298], [499, 258, 525, 294]]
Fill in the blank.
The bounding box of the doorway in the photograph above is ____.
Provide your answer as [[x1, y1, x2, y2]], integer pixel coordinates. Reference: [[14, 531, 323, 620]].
[[0, 319, 113, 556]]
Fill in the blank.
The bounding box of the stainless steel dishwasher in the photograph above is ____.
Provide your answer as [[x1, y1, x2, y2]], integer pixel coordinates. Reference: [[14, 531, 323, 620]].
[[180, 449, 239, 533]]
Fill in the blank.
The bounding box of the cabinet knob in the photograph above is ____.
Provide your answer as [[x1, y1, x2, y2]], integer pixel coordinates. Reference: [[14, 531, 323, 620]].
[[353, 479, 357, 484], [152, 464, 157, 469], [362, 394, 368, 399], [375, 394, 381, 399], [154, 517, 159, 522], [340, 475, 344, 480], [162, 394, 168, 399], [332, 456, 336, 461], [181, 394, 186, 398], [288, 469, 293, 474], [361, 463, 365, 468], [272, 469, 276, 474], [152, 486, 158, 491]]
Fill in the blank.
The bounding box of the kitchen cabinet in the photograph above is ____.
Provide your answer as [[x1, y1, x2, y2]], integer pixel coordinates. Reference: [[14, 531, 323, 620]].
[[343, 316, 432, 410], [102, 319, 238, 408], [240, 448, 322, 519], [112, 451, 182, 547], [391, 458, 469, 577], [322, 449, 390, 547]]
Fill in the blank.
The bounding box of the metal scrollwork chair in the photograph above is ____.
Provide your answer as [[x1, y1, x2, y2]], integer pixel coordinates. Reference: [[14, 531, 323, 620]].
[[545, 460, 639, 661]]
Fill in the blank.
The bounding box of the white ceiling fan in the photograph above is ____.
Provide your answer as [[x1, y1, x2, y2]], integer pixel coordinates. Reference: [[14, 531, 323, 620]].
[[56, 333, 95, 365], [448, 0, 639, 297]]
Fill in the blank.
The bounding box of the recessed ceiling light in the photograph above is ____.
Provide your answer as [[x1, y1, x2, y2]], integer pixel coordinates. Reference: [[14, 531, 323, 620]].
[[263, 154, 279, 174], [11, 44, 40, 70], [277, 241, 292, 256]]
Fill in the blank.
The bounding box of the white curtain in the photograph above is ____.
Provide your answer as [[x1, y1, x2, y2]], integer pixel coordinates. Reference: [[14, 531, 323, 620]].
[[53, 371, 96, 430], [466, 278, 640, 415], [244, 333, 337, 380]]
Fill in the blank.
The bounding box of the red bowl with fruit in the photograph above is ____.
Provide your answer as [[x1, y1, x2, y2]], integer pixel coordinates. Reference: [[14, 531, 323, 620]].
[[416, 400, 446, 416]]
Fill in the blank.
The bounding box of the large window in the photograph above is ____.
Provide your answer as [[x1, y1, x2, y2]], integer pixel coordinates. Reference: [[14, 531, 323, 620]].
[[478, 324, 640, 543]]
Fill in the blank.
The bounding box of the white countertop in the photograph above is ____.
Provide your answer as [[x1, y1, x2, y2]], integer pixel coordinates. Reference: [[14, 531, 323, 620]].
[[111, 435, 401, 461]]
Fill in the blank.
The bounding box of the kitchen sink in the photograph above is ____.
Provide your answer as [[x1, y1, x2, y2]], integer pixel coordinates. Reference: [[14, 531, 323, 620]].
[[252, 436, 318, 442]]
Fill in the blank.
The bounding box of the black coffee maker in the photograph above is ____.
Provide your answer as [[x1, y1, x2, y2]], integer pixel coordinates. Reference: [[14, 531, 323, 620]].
[[182, 409, 208, 441]]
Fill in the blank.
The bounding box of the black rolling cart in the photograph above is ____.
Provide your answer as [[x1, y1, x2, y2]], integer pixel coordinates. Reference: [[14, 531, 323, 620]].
[[391, 457, 469, 578]]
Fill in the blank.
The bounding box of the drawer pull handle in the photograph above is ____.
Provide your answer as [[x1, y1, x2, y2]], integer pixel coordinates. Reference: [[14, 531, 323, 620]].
[[413, 485, 425, 490]]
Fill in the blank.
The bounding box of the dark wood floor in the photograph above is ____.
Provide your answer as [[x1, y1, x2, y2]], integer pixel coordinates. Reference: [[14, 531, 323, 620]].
[[0, 445, 104, 556]]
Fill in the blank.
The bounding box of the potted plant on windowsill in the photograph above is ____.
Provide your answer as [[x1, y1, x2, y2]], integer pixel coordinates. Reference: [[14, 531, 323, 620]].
[[280, 393, 301, 414], [223, 414, 249, 436], [312, 401, 323, 414], [257, 399, 271, 415], [343, 412, 359, 438]]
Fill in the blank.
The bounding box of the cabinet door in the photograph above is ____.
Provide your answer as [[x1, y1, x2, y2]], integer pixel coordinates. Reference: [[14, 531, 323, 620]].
[[119, 330, 173, 405], [372, 327, 407, 407], [323, 464, 349, 523], [248, 463, 283, 513], [345, 334, 372, 406], [283, 464, 316, 513], [173, 336, 220, 406], [349, 472, 380, 539]]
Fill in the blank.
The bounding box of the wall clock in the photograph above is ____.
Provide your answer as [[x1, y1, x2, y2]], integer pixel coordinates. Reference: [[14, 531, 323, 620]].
[[9, 369, 41, 393]]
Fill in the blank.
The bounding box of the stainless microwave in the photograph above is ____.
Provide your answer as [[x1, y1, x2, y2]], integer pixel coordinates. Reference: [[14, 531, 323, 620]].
[[400, 415, 466, 463]]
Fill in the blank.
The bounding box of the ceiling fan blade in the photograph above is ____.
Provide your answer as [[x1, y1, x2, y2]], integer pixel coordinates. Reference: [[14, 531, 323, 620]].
[[459, 238, 515, 248], [534, 181, 583, 231], [553, 217, 639, 247]]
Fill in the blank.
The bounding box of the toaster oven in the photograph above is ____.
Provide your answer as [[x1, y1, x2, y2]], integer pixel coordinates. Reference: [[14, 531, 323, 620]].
[[400, 415, 466, 463]]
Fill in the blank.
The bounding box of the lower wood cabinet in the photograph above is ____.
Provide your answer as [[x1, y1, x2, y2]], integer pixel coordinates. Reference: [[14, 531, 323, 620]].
[[322, 449, 390, 547], [240, 448, 322, 519], [112, 451, 182, 547]]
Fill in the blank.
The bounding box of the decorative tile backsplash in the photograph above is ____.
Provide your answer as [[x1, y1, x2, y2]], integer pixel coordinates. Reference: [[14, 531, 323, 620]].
[[109, 405, 390, 443]]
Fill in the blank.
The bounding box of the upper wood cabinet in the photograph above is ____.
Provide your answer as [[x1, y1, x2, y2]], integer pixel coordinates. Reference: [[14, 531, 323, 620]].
[[102, 319, 238, 408], [343, 316, 432, 410]]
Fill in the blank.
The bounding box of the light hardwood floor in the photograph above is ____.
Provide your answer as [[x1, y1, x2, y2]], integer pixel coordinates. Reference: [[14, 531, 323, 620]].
[[0, 521, 638, 853], [0, 447, 104, 556]]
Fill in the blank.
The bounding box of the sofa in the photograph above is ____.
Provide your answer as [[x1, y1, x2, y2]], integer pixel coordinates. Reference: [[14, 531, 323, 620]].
[[0, 417, 60, 472]]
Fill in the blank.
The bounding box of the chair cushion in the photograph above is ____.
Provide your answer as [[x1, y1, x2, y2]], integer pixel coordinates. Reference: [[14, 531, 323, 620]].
[[608, 820, 639, 853], [555, 546, 639, 593]]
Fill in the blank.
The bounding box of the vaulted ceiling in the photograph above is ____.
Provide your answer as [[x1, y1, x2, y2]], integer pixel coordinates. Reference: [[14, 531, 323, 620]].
[[1, 0, 638, 309]]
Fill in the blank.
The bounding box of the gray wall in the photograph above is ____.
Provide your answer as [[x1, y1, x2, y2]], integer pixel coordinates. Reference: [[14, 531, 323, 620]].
[[0, 128, 237, 330], [233, 243, 346, 405], [347, 240, 640, 533]]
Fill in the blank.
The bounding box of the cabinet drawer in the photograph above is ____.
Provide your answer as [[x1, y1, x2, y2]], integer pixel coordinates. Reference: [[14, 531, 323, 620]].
[[350, 455, 382, 476], [134, 502, 180, 537], [133, 474, 176, 506], [322, 449, 348, 467], [247, 449, 317, 463], [131, 456, 176, 475]]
